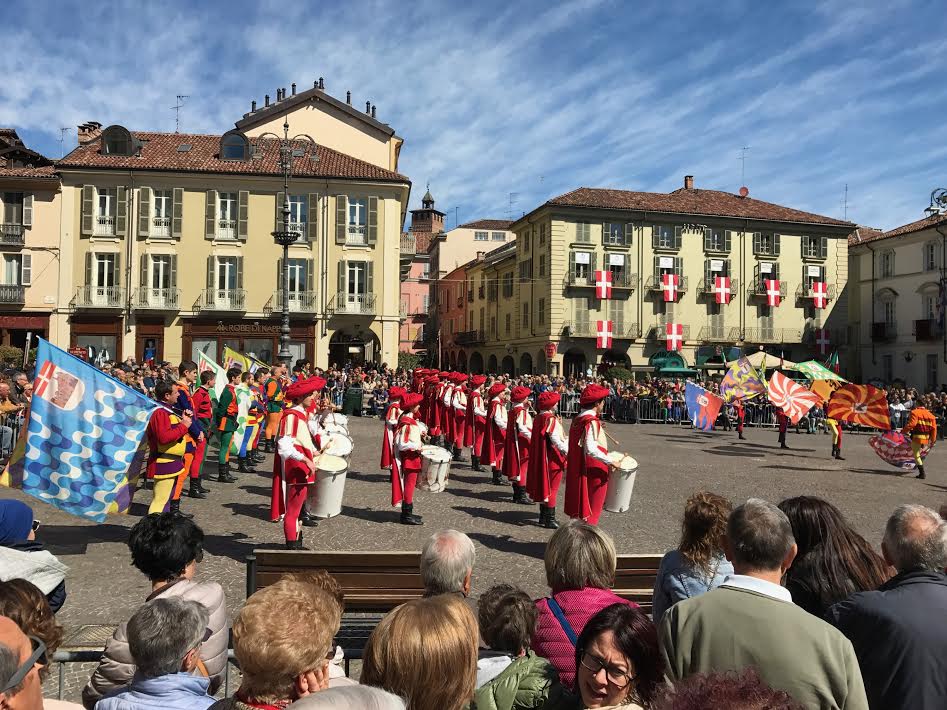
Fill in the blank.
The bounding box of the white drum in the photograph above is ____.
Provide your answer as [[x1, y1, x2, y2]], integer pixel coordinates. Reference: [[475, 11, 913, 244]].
[[419, 445, 452, 492], [604, 452, 638, 514], [324, 433, 353, 460], [322, 414, 349, 436], [308, 454, 348, 518]]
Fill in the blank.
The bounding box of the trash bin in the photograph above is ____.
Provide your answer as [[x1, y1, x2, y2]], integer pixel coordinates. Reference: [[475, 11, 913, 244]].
[[342, 387, 363, 416]]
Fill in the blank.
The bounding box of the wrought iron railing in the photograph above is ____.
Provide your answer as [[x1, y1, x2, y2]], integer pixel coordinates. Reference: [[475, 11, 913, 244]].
[[133, 287, 180, 310], [327, 291, 376, 315], [0, 284, 25, 304], [195, 288, 246, 311], [262, 291, 317, 315], [73, 285, 125, 308], [0, 224, 25, 245]]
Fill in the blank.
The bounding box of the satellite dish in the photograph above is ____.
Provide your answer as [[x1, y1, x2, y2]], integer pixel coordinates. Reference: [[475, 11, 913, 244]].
[[739, 186, 749, 197]]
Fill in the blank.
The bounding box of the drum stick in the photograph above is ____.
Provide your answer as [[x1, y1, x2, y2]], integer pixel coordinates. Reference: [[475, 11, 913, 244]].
[[601, 426, 621, 447]]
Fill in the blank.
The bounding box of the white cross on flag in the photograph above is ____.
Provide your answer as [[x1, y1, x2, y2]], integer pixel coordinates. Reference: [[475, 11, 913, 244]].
[[714, 275, 731, 305], [666, 322, 683, 351], [596, 320, 613, 349], [594, 270, 612, 299], [662, 273, 679, 302], [812, 281, 828, 309], [816, 327, 830, 355], [765, 279, 781, 307]]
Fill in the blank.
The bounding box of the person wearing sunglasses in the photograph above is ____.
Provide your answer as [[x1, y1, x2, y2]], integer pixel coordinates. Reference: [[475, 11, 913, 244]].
[[0, 500, 68, 614], [0, 616, 45, 710]]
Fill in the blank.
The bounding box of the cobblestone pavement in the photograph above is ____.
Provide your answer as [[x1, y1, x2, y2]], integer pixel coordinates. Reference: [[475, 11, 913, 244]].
[[12, 415, 944, 700]]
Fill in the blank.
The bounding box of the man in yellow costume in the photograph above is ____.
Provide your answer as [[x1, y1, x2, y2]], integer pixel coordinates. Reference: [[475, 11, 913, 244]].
[[902, 401, 937, 479]]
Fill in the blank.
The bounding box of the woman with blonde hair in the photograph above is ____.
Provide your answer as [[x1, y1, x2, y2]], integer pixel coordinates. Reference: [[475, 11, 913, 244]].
[[651, 492, 733, 623], [361, 594, 478, 710]]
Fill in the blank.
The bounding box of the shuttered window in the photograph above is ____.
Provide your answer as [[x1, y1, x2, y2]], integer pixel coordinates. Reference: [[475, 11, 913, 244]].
[[575, 222, 591, 243], [801, 235, 828, 259]]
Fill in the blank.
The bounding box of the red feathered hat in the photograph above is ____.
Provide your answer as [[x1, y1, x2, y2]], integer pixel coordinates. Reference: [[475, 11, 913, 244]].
[[488, 383, 506, 397], [511, 386, 531, 403], [388, 386, 406, 401], [454, 373, 469, 384], [579, 383, 610, 407], [285, 376, 326, 401], [538, 391, 561, 410], [401, 393, 424, 410], [471, 375, 487, 387]]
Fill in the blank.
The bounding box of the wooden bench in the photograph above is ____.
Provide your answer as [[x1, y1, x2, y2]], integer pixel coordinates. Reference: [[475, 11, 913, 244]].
[[611, 553, 662, 616]]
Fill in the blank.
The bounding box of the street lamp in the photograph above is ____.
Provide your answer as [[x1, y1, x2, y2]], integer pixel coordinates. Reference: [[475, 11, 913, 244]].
[[253, 120, 317, 367]]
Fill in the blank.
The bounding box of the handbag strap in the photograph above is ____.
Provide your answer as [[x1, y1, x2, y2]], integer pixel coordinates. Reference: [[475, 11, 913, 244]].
[[546, 596, 578, 646]]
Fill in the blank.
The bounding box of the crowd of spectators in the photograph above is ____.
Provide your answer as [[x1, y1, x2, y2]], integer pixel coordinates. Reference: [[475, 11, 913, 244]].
[[1, 494, 945, 709]]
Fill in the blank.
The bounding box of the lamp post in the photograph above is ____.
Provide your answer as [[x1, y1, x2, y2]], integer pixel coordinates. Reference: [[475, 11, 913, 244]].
[[926, 189, 947, 365], [253, 120, 317, 367]]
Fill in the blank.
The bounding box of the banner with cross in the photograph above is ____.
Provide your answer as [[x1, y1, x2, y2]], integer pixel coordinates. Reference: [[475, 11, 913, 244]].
[[662, 273, 679, 302], [594, 270, 612, 299], [714, 275, 731, 305], [765, 279, 781, 307], [596, 320, 613, 349], [666, 322, 683, 351], [812, 281, 828, 309]]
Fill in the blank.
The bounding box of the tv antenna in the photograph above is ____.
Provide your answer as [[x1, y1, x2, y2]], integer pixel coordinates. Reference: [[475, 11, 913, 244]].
[[172, 95, 190, 133], [843, 183, 849, 220], [507, 192, 519, 220], [739, 146, 750, 185], [58, 127, 72, 158]]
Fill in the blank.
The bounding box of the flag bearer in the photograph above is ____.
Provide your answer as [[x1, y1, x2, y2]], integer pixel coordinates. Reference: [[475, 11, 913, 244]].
[[214, 368, 242, 482]]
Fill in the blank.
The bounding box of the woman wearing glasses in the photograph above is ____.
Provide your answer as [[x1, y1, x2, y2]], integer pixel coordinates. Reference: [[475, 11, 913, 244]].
[[0, 500, 68, 613]]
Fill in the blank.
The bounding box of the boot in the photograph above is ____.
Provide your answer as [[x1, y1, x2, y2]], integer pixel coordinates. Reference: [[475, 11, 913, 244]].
[[738, 431, 745, 440], [301, 511, 319, 527], [471, 455, 482, 472], [537, 504, 548, 527], [237, 456, 254, 474], [285, 537, 304, 550], [252, 449, 266, 464], [513, 484, 534, 505], [400, 503, 424, 525], [168, 499, 193, 519], [187, 478, 207, 499], [917, 463, 926, 479], [546, 505, 560, 529], [492, 468, 504, 485], [217, 463, 236, 483], [194, 476, 209, 493], [264, 438, 274, 454]]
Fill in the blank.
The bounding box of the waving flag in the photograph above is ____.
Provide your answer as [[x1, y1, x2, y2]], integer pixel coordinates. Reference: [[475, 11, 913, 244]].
[[223, 346, 251, 372], [2, 339, 157, 522], [662, 273, 679, 302], [810, 378, 843, 404], [768, 371, 821, 425], [812, 281, 828, 309], [594, 270, 612, 299], [765, 279, 781, 306], [869, 430, 930, 470], [666, 322, 683, 351], [720, 356, 766, 402], [828, 384, 890, 429], [232, 384, 254, 456], [596, 320, 613, 349], [714, 276, 731, 305], [685, 382, 723, 432], [198, 351, 227, 399]]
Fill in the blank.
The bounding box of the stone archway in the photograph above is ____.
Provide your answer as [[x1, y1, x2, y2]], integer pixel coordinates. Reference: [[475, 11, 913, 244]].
[[501, 355, 515, 376], [329, 329, 380, 367], [488, 354, 498, 373], [469, 351, 484, 374], [457, 350, 468, 372], [519, 352, 533, 375], [563, 348, 587, 378]]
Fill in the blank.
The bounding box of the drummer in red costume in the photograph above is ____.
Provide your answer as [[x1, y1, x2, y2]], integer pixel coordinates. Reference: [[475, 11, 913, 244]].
[[527, 391, 569, 529], [564, 383, 614, 525], [439, 373, 456, 447], [450, 374, 468, 461], [392, 392, 427, 526], [380, 386, 406, 470], [271, 376, 325, 549], [465, 375, 488, 471], [422, 373, 439, 431], [502, 386, 535, 505], [481, 382, 508, 485]]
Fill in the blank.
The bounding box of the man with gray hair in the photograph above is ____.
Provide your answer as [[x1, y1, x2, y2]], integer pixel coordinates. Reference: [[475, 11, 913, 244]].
[[827, 504, 947, 709], [97, 598, 213, 710], [660, 498, 867, 710], [0, 616, 43, 710], [420, 529, 475, 598]]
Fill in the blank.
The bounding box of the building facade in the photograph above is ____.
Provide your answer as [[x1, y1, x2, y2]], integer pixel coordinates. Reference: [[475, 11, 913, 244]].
[[0, 129, 62, 353], [445, 177, 854, 376], [397, 189, 439, 356], [428, 219, 513, 281], [848, 212, 947, 389], [55, 85, 410, 366]]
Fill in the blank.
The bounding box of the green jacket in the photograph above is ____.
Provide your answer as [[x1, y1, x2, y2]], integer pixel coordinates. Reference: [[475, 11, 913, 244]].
[[473, 651, 566, 710], [214, 384, 239, 433]]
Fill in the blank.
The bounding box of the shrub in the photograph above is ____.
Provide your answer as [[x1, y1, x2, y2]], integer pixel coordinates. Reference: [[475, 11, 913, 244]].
[[605, 366, 633, 382]]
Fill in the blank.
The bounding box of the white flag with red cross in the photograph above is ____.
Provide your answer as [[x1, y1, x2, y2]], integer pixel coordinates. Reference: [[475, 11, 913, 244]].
[[594, 270, 612, 299], [662, 273, 679, 302], [666, 322, 683, 351], [765, 279, 781, 307], [812, 281, 828, 309], [714, 276, 731, 305], [596, 320, 613, 349], [815, 327, 830, 355]]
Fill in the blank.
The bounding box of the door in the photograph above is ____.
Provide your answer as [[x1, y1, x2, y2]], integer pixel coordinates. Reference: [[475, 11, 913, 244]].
[[287, 259, 306, 310], [152, 190, 172, 237], [218, 193, 237, 239], [347, 262, 366, 310], [94, 254, 116, 304], [216, 257, 237, 308], [150, 255, 172, 306]]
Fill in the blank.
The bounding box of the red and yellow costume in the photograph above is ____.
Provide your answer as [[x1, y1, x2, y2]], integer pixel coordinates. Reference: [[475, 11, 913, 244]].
[[527, 391, 569, 528], [146, 406, 189, 514], [903, 405, 937, 477], [565, 384, 612, 525]]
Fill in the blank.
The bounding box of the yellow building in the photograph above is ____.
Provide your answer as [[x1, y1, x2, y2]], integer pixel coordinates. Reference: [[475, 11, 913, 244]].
[[453, 176, 854, 376], [0, 129, 62, 352], [55, 83, 410, 366]]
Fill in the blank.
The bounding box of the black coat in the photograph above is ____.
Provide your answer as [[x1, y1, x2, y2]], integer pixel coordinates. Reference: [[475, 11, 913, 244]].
[[826, 569, 947, 709]]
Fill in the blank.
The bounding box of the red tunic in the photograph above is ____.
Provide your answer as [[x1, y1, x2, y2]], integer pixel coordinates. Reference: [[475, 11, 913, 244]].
[[146, 407, 189, 479], [526, 411, 567, 504], [270, 407, 317, 520], [481, 397, 506, 468], [391, 414, 422, 506], [564, 412, 609, 522], [465, 389, 486, 451], [380, 402, 402, 469], [192, 386, 213, 419], [502, 403, 530, 485]]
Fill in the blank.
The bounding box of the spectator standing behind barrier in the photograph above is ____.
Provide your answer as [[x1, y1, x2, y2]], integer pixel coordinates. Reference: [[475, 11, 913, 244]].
[[777, 497, 891, 618], [0, 500, 67, 614], [96, 598, 213, 710], [475, 584, 565, 710], [420, 530, 475, 598], [361, 595, 478, 710], [659, 498, 867, 710], [287, 686, 406, 710], [83, 514, 227, 709], [532, 521, 637, 689], [826, 504, 947, 710], [652, 492, 734, 623], [0, 616, 44, 710]]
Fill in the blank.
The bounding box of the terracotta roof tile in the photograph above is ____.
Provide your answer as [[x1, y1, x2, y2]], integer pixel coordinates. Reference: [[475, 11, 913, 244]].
[[546, 187, 852, 227], [847, 226, 885, 245], [457, 219, 512, 230], [57, 131, 409, 183], [0, 165, 58, 180], [847, 214, 947, 247]]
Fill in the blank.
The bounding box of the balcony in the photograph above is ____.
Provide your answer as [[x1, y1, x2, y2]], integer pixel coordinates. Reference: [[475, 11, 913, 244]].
[[698, 325, 730, 342], [456, 330, 485, 345], [195, 288, 246, 312], [73, 285, 125, 309], [151, 216, 171, 238], [288, 222, 307, 242], [133, 287, 181, 310], [0, 224, 25, 246], [346, 225, 367, 246], [327, 291, 376, 315], [94, 215, 115, 236], [644, 275, 689, 294], [262, 291, 317, 316], [914, 319, 943, 342], [564, 271, 638, 290], [565, 321, 642, 339], [697, 277, 740, 296], [742, 327, 803, 343], [795, 283, 837, 302], [0, 285, 25, 304], [871, 322, 897, 343], [216, 219, 237, 241], [749, 279, 789, 299], [646, 323, 691, 341], [802, 324, 848, 347]]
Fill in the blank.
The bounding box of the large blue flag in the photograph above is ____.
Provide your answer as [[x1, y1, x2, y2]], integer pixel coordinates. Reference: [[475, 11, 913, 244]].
[[3, 339, 158, 522], [685, 382, 723, 432]]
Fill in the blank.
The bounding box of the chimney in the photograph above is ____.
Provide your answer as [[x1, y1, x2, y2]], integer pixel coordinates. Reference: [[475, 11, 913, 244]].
[[282, 87, 287, 100], [371, 104, 376, 119], [319, 77, 324, 90], [346, 91, 351, 105], [366, 100, 371, 114], [684, 175, 694, 190], [77, 121, 103, 145], [265, 94, 270, 107], [251, 100, 257, 112], [291, 82, 296, 96]]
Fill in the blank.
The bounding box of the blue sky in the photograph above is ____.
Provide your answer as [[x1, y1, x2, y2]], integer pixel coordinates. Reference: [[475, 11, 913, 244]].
[[3, 0, 945, 231]]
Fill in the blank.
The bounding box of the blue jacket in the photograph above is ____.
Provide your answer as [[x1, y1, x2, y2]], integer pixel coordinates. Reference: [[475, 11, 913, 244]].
[[96, 673, 214, 710], [651, 549, 732, 623]]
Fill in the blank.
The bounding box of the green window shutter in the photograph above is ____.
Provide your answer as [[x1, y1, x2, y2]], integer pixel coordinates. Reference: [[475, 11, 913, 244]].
[[81, 186, 94, 236], [237, 190, 249, 241], [112, 253, 122, 289], [236, 256, 244, 290], [724, 230, 733, 252], [206, 256, 214, 289], [653, 255, 661, 280], [140, 254, 148, 287], [590, 252, 597, 273], [115, 186, 128, 237], [674, 256, 683, 277], [367, 261, 375, 295], [568, 250, 576, 279], [308, 194, 319, 242], [704, 259, 712, 286], [205, 190, 217, 240], [172, 188, 184, 238], [335, 195, 347, 244], [367, 196, 379, 245], [703, 228, 711, 251], [774, 262, 780, 281], [773, 233, 781, 256], [820, 237, 828, 259], [754, 263, 761, 289], [674, 226, 682, 250], [337, 261, 346, 297], [624, 222, 633, 246], [306, 259, 314, 291], [84, 252, 92, 288], [170, 254, 177, 288], [20, 254, 31, 286], [22, 194, 33, 228], [275, 191, 285, 229], [601, 222, 609, 245], [652, 225, 660, 249], [138, 187, 151, 237], [753, 232, 761, 255]]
